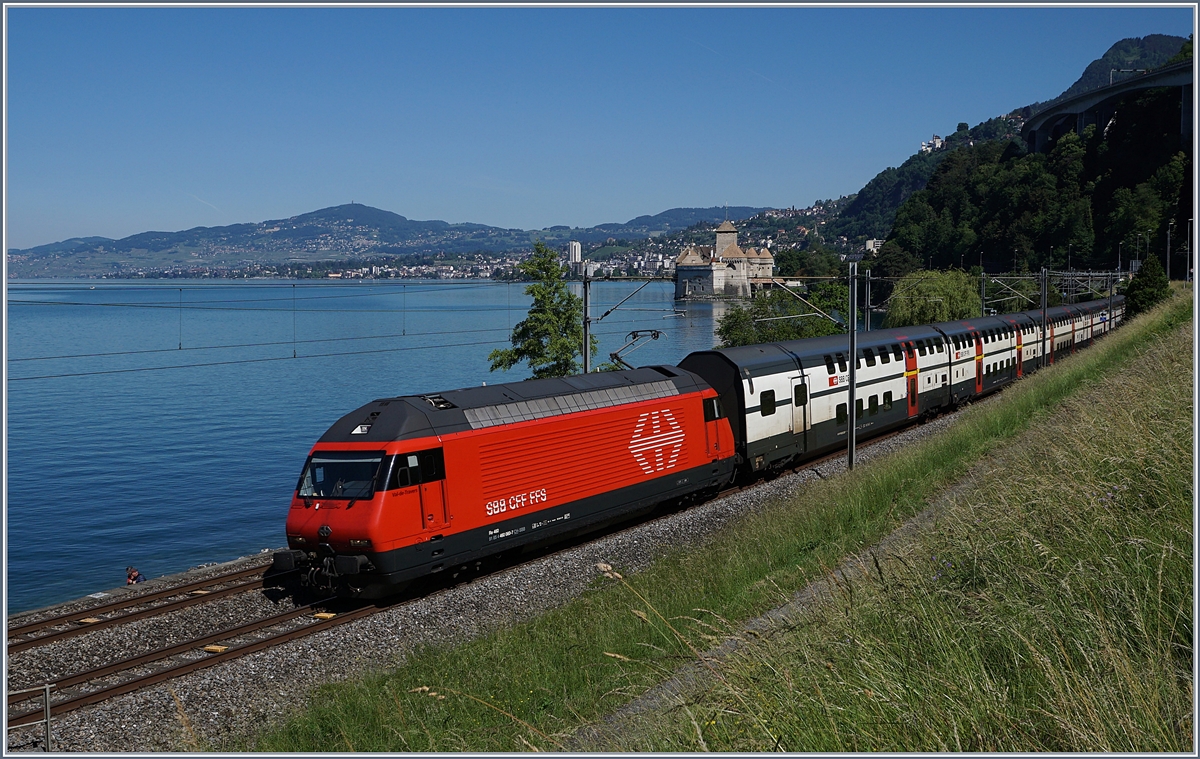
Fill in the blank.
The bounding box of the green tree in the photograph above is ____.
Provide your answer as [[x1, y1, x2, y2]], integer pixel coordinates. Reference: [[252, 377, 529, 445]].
[[1124, 252, 1170, 316], [882, 270, 982, 328], [488, 242, 594, 378], [715, 283, 848, 348]]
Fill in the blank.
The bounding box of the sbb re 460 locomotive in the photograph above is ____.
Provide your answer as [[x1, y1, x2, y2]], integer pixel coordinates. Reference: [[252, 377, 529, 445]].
[[271, 294, 1124, 598], [271, 365, 736, 597]]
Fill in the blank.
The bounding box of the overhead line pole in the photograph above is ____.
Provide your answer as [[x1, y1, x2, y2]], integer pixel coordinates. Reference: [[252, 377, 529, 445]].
[[582, 271, 591, 373], [1040, 267, 1049, 369], [847, 261, 857, 471]]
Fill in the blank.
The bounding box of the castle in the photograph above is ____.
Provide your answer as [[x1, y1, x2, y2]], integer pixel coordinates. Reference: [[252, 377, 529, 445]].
[[673, 221, 775, 299]]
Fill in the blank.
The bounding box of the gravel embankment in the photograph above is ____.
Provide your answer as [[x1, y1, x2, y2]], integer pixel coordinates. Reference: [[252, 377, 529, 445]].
[[6, 407, 977, 753]]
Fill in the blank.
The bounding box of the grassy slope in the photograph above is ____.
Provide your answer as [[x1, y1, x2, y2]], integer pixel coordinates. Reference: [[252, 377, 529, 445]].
[[251, 290, 1193, 753], [592, 296, 1194, 751]]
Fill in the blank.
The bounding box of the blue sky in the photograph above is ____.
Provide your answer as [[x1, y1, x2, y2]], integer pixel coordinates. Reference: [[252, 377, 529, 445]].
[[4, 4, 1194, 250]]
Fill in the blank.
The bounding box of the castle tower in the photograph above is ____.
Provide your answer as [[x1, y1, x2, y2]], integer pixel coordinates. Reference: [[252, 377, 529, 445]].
[[714, 220, 738, 258]]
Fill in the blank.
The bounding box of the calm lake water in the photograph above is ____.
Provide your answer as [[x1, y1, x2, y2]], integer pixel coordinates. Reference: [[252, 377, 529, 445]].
[[5, 279, 726, 613]]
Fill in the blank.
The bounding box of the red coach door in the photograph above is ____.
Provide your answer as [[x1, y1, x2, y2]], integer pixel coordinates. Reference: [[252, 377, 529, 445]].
[[905, 341, 919, 418], [1015, 325, 1024, 378], [1048, 323, 1055, 364], [974, 332, 983, 393]]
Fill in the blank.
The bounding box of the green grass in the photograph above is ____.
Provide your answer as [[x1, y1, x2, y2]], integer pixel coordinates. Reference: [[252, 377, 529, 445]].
[[597, 296, 1194, 752], [249, 290, 1193, 752]]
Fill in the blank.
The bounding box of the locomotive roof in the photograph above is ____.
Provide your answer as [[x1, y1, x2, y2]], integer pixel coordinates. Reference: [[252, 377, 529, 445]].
[[317, 365, 708, 445]]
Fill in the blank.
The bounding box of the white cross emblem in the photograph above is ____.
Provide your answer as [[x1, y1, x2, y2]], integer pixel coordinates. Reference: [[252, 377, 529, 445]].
[[628, 409, 685, 474]]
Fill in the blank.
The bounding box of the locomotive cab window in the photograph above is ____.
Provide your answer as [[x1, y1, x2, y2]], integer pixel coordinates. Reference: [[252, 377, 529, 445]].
[[760, 390, 776, 416], [703, 396, 726, 422], [298, 451, 386, 500], [386, 447, 446, 490]]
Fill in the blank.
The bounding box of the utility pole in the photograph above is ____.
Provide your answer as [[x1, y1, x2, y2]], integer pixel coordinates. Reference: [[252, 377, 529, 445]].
[[1040, 267, 1049, 369], [1167, 221, 1174, 280], [582, 271, 591, 373], [1188, 218, 1193, 283], [980, 268, 987, 317], [864, 268, 871, 332], [1108, 270, 1114, 334], [847, 261, 857, 471]]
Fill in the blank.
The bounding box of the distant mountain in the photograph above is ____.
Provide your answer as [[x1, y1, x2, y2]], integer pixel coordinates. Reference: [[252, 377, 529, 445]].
[[6, 203, 770, 277]]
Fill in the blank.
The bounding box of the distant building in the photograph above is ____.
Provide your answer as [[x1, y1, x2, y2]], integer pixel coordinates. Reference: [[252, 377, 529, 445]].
[[673, 221, 774, 299], [866, 238, 884, 254], [920, 134, 946, 154], [566, 240, 584, 275]]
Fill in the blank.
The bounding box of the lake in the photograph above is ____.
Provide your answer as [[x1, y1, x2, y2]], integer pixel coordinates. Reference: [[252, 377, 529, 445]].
[[5, 279, 727, 613]]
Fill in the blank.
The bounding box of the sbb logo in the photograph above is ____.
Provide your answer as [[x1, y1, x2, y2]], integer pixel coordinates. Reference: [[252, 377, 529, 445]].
[[629, 409, 685, 475]]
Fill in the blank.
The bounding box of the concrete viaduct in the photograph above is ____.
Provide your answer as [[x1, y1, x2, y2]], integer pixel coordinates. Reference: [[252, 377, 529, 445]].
[[1021, 59, 1193, 153]]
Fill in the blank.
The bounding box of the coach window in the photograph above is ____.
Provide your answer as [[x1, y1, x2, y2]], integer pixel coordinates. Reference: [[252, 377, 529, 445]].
[[855, 398, 864, 419], [918, 341, 927, 356], [879, 348, 890, 364], [836, 403, 847, 426], [760, 390, 776, 416], [864, 348, 876, 367], [935, 340, 944, 353], [836, 353, 848, 373], [893, 345, 904, 361], [824, 354, 835, 374], [794, 384, 808, 407], [869, 395, 879, 416], [883, 391, 893, 411]]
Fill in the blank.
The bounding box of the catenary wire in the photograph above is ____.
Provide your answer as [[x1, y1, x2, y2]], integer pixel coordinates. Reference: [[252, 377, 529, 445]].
[[7, 321, 670, 382]]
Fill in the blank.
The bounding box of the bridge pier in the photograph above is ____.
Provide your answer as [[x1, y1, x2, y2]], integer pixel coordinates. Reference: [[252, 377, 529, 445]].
[[1183, 84, 1193, 147]]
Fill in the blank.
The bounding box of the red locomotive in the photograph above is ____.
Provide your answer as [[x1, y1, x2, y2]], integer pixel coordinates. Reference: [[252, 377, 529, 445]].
[[271, 365, 736, 597]]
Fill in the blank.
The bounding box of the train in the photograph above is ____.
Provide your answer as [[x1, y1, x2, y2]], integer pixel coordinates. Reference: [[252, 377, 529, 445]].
[[270, 294, 1125, 598]]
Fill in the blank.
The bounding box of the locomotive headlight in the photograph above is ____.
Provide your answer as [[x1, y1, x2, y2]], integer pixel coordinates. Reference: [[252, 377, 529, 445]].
[[288, 534, 307, 546], [349, 539, 372, 549]]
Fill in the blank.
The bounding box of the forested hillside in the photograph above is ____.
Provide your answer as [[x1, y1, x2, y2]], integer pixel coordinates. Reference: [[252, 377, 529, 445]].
[[880, 84, 1190, 276]]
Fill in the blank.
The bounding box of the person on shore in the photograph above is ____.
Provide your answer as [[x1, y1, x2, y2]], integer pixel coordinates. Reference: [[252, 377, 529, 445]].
[[126, 567, 146, 584]]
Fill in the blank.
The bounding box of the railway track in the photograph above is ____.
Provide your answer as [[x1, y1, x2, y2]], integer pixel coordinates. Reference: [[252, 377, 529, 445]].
[[6, 595, 385, 728], [6, 567, 283, 654], [5, 414, 927, 732]]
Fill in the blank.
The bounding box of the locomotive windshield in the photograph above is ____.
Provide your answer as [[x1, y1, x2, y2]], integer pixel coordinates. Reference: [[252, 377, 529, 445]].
[[297, 451, 385, 499]]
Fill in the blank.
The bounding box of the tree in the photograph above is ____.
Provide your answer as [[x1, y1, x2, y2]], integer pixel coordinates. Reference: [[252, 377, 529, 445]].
[[488, 242, 594, 378], [715, 283, 848, 348], [1124, 251, 1169, 316], [882, 270, 982, 328]]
